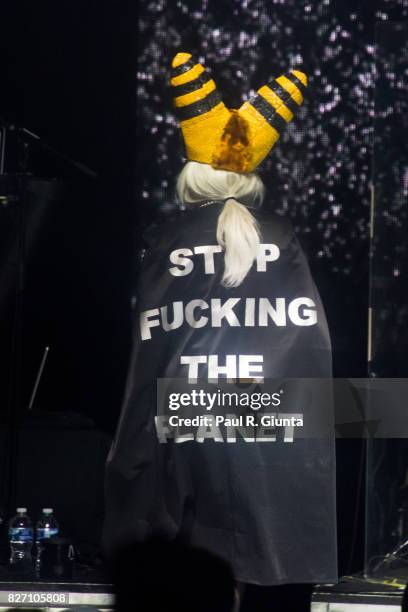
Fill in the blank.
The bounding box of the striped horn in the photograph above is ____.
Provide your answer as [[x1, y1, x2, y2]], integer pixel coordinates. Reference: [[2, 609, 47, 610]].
[[237, 69, 308, 171], [171, 52, 231, 166]]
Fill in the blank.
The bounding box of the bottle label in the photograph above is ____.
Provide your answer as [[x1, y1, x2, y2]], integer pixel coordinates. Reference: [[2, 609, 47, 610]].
[[9, 527, 33, 542], [36, 528, 58, 540]]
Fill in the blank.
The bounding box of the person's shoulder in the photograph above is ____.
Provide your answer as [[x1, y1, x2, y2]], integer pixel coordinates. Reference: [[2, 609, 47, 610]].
[[143, 202, 223, 249], [254, 206, 293, 228], [254, 207, 295, 244], [141, 206, 188, 248]]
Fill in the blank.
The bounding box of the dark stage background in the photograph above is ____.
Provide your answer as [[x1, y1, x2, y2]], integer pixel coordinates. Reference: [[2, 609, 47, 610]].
[[1, 0, 408, 577]]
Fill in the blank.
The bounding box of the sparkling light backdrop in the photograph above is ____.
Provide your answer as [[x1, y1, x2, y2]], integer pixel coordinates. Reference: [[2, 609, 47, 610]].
[[371, 21, 408, 376]]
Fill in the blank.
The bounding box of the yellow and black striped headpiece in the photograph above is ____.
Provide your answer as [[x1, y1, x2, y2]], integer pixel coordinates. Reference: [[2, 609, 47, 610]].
[[171, 52, 308, 174]]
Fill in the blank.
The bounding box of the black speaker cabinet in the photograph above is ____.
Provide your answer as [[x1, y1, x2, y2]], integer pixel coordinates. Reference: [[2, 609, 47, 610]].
[[0, 424, 111, 548]]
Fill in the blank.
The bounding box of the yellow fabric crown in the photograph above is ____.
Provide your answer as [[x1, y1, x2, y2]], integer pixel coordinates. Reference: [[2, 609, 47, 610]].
[[171, 52, 308, 174]]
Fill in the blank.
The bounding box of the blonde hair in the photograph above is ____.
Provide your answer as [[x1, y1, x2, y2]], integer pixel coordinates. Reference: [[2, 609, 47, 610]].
[[176, 161, 265, 287]]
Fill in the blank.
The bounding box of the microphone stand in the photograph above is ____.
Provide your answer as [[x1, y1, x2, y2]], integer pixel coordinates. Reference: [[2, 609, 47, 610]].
[[10, 126, 98, 181]]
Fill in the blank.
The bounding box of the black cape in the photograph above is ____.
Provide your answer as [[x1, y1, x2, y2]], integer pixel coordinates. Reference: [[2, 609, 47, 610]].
[[102, 202, 337, 585]]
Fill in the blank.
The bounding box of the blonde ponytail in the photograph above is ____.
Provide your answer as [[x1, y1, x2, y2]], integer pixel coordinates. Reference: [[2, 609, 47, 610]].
[[216, 198, 260, 288], [176, 161, 265, 287]]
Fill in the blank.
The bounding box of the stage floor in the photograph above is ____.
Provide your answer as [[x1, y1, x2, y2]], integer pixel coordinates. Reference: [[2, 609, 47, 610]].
[[0, 573, 405, 610], [312, 575, 406, 611]]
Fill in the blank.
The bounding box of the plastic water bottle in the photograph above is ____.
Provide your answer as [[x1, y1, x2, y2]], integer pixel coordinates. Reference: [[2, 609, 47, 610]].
[[9, 508, 33, 565], [35, 508, 59, 575]]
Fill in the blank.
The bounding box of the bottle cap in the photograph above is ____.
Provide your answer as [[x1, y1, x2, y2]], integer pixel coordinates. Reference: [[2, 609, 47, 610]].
[[42, 508, 53, 514], [16, 507, 27, 513]]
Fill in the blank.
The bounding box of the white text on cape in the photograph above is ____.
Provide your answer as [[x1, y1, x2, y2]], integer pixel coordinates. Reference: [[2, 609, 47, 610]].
[[140, 297, 317, 341], [140, 243, 318, 341]]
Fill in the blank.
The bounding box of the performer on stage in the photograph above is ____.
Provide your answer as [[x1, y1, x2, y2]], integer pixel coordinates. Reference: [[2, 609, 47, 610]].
[[102, 52, 337, 593]]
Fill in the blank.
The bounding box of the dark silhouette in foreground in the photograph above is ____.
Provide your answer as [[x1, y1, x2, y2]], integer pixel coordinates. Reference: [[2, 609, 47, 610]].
[[109, 536, 237, 612]]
